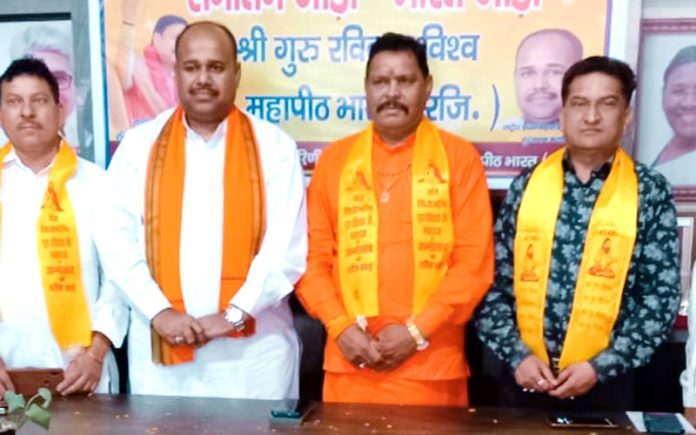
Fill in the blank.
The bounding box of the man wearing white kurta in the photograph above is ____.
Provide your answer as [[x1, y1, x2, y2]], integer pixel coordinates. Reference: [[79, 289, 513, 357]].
[[97, 21, 306, 399], [0, 58, 128, 396], [0, 156, 127, 393]]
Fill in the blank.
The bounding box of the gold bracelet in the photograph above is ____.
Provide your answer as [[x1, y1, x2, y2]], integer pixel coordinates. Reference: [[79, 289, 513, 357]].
[[406, 319, 429, 351]]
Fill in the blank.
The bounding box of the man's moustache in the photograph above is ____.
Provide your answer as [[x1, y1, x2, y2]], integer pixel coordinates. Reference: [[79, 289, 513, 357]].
[[191, 86, 218, 95], [377, 101, 409, 113]]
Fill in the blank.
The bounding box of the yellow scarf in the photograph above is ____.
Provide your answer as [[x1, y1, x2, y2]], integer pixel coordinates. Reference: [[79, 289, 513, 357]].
[[514, 147, 638, 370], [337, 118, 454, 318], [0, 141, 91, 349], [145, 107, 265, 365]]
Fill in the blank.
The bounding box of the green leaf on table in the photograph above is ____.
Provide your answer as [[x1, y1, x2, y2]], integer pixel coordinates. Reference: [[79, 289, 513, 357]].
[[4, 391, 25, 413], [36, 388, 52, 408], [25, 403, 51, 430]]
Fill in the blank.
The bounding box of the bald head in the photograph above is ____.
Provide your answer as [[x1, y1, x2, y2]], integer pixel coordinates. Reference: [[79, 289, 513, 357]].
[[514, 29, 583, 125], [175, 21, 237, 61], [516, 29, 583, 65]]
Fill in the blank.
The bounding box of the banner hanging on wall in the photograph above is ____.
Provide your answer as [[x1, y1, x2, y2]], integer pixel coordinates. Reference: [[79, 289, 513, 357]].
[[103, 0, 611, 177]]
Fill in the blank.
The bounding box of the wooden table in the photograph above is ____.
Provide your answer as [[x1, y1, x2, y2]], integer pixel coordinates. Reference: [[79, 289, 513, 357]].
[[14, 394, 638, 434]]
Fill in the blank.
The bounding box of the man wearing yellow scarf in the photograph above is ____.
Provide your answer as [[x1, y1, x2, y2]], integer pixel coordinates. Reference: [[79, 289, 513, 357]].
[[97, 22, 306, 399], [297, 33, 495, 406], [0, 58, 128, 396], [476, 56, 680, 411]]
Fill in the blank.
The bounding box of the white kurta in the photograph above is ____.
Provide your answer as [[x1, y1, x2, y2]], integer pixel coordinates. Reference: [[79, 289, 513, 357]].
[[0, 151, 128, 393], [98, 107, 307, 399]]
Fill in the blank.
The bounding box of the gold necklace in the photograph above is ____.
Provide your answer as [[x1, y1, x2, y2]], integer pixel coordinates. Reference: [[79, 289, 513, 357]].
[[377, 164, 411, 203]]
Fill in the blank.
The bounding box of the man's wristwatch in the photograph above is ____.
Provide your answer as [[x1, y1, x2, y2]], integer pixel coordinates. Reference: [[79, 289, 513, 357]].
[[406, 319, 429, 351], [224, 305, 246, 332]]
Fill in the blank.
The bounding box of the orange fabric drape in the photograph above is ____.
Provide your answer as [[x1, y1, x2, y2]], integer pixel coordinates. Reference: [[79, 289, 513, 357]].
[[145, 107, 265, 365]]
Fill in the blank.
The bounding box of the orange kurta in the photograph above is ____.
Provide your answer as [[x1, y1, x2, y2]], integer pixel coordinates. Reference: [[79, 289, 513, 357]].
[[296, 126, 494, 405]]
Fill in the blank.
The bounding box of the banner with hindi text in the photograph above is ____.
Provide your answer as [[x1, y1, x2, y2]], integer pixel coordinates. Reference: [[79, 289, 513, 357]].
[[103, 0, 612, 177]]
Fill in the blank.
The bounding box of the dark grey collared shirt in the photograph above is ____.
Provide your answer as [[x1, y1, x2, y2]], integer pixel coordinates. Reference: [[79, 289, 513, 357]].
[[475, 153, 680, 381]]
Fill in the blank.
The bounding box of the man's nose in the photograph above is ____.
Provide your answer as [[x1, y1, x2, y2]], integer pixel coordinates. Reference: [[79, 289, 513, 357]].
[[195, 68, 212, 85], [20, 101, 35, 117], [584, 104, 601, 124], [386, 79, 401, 97]]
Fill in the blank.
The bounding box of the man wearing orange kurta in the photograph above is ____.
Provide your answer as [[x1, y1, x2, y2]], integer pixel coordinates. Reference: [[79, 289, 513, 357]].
[[296, 33, 494, 406]]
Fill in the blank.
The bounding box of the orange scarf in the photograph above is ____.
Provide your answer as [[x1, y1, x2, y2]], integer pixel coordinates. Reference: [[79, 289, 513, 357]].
[[145, 107, 266, 365]]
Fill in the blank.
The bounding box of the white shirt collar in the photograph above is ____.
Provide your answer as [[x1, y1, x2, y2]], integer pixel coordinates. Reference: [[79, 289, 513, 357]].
[[181, 112, 228, 149], [3, 148, 55, 177]]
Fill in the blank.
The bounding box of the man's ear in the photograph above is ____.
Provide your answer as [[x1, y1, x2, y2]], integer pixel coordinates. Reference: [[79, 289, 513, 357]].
[[57, 102, 66, 124], [234, 62, 242, 89]]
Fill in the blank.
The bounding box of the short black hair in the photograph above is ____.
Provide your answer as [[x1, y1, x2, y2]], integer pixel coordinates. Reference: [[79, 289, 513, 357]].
[[174, 21, 237, 60], [663, 45, 696, 85], [561, 56, 636, 105], [366, 32, 429, 79], [0, 57, 60, 103]]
